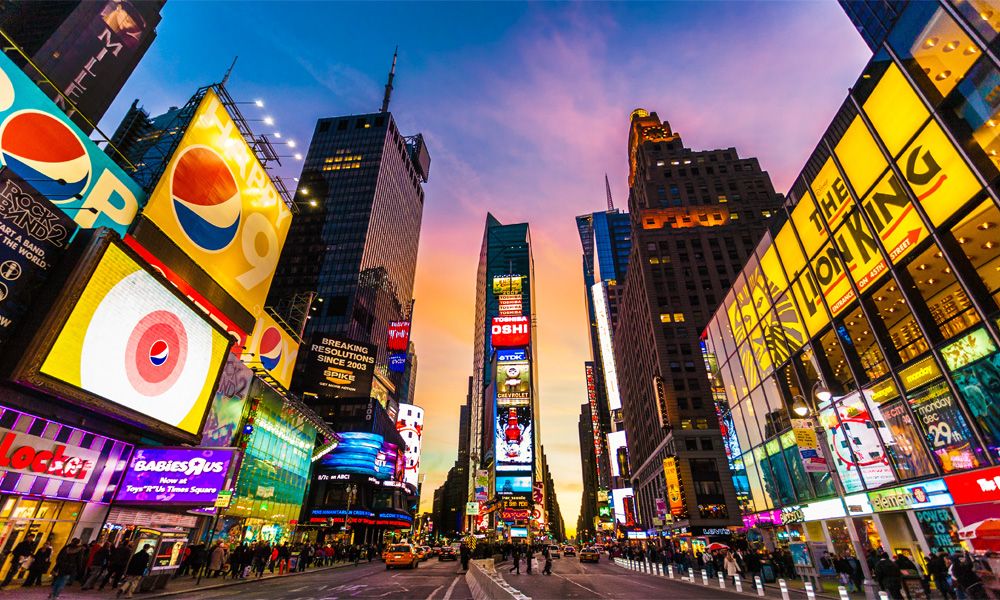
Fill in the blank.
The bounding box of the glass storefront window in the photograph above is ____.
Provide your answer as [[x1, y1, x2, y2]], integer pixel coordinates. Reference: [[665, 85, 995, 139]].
[[945, 57, 1000, 173], [818, 327, 857, 393], [890, 3, 982, 100], [743, 449, 773, 511], [760, 440, 796, 506], [820, 391, 898, 491], [906, 243, 981, 339], [879, 398, 939, 480], [951, 200, 1000, 313], [906, 380, 985, 472], [746, 386, 768, 449], [869, 277, 930, 363], [780, 431, 815, 503], [761, 375, 790, 437], [840, 305, 889, 381], [951, 349, 1000, 461]]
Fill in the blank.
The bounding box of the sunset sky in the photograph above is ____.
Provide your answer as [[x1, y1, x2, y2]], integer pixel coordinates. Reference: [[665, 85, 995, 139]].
[[97, 1, 872, 536]]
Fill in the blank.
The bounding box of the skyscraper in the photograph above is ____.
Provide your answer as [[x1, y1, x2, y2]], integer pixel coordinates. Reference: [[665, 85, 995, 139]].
[[576, 202, 631, 533], [268, 62, 430, 407], [613, 109, 783, 538], [0, 0, 165, 131], [468, 214, 543, 537], [577, 401, 599, 540]]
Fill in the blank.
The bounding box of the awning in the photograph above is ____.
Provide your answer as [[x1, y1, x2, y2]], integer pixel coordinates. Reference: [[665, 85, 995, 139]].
[[958, 518, 1000, 540]]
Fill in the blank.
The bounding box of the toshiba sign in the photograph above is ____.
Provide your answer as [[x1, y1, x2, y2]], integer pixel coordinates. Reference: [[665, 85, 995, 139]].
[[492, 316, 530, 348]]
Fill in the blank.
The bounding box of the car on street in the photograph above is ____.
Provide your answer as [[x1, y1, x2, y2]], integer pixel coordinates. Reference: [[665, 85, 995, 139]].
[[579, 547, 600, 563], [547, 544, 561, 558], [418, 546, 431, 560], [385, 544, 419, 569], [438, 546, 457, 561], [562, 545, 576, 556]]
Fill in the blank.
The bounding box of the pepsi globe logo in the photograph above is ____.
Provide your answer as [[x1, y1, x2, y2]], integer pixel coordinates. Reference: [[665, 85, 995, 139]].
[[259, 326, 283, 371], [170, 145, 241, 252], [0, 109, 89, 202], [125, 310, 189, 396]]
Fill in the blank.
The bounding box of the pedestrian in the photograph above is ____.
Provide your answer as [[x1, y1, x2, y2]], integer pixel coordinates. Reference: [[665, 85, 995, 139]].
[[950, 553, 986, 599], [100, 542, 132, 590], [81, 540, 111, 590], [2, 535, 36, 587], [117, 544, 151, 599], [50, 537, 86, 598], [542, 545, 552, 576], [460, 543, 471, 572], [509, 546, 521, 574], [279, 542, 291, 573], [724, 550, 739, 583], [526, 545, 534, 575], [21, 539, 52, 587], [208, 542, 226, 578], [874, 552, 903, 600], [928, 551, 956, 599]]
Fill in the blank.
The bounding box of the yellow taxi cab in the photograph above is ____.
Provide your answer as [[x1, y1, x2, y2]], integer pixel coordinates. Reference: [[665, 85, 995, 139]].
[[385, 543, 419, 569], [415, 546, 427, 561], [579, 547, 600, 563]]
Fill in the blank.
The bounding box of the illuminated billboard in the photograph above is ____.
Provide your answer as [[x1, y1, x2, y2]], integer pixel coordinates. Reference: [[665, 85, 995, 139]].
[[22, 238, 230, 437], [496, 361, 530, 404], [491, 316, 530, 348], [317, 432, 394, 479], [388, 352, 407, 373], [818, 391, 896, 493], [131, 89, 292, 320], [492, 274, 523, 295], [496, 475, 532, 495], [241, 312, 299, 390], [0, 172, 74, 349], [592, 282, 622, 411], [663, 457, 684, 516], [498, 294, 522, 316], [116, 447, 237, 505], [496, 405, 533, 469], [0, 51, 146, 234], [607, 430, 628, 477], [387, 321, 411, 352], [611, 487, 636, 525], [299, 334, 376, 399], [200, 353, 253, 447], [395, 403, 424, 488]]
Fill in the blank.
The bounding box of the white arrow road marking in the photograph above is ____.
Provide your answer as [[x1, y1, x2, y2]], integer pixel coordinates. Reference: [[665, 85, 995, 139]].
[[443, 575, 461, 600]]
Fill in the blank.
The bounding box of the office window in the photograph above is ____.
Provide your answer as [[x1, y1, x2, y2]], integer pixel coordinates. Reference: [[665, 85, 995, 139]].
[[906, 242, 981, 340]]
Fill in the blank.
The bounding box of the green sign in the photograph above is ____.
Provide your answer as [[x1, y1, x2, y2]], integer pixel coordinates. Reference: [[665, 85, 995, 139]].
[[215, 490, 233, 508]]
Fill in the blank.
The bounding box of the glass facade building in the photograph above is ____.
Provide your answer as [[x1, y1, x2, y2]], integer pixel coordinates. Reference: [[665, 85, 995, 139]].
[[704, 0, 1000, 562]]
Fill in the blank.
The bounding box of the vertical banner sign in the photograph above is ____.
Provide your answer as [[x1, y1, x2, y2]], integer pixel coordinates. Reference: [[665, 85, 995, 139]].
[[663, 457, 684, 516], [585, 363, 602, 464], [791, 418, 828, 473], [0, 51, 146, 234], [387, 321, 411, 352], [132, 89, 293, 321], [475, 470, 490, 502], [0, 171, 74, 348], [498, 294, 522, 316]]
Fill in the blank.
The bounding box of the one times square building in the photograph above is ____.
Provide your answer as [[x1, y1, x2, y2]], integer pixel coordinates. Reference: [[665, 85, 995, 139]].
[[704, 0, 1000, 567], [613, 109, 783, 544]]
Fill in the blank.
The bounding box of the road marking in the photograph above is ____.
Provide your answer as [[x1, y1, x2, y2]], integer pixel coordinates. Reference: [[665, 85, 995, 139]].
[[554, 572, 601, 596], [424, 584, 444, 600], [443, 575, 461, 600]]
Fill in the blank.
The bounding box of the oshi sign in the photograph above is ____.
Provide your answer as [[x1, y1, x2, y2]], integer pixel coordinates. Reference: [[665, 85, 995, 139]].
[[491, 316, 529, 348], [132, 89, 292, 320], [31, 239, 230, 436]]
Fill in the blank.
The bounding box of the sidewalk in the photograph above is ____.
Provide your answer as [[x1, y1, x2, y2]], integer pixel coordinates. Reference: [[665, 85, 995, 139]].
[[0, 560, 357, 599], [611, 558, 867, 600]]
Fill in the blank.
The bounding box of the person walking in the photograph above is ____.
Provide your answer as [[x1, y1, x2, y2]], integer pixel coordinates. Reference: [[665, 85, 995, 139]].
[[525, 545, 534, 575], [81, 541, 111, 590], [509, 546, 521, 574], [49, 538, 86, 598], [100, 542, 132, 590], [874, 552, 903, 600], [542, 545, 552, 576], [2, 535, 36, 587], [22, 539, 52, 588], [117, 544, 151, 599], [928, 551, 955, 599], [460, 543, 471, 572], [724, 550, 739, 584], [208, 543, 226, 578]]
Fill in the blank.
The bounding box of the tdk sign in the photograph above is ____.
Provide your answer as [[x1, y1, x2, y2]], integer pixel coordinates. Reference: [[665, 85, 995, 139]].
[[0, 52, 145, 235]]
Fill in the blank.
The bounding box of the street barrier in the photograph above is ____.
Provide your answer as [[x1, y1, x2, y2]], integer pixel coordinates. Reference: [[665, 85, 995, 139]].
[[838, 586, 850, 600], [805, 580, 816, 600], [779, 578, 790, 600], [467, 559, 531, 600], [718, 572, 726, 589], [702, 569, 709, 585], [734, 574, 743, 593], [755, 576, 765, 597]]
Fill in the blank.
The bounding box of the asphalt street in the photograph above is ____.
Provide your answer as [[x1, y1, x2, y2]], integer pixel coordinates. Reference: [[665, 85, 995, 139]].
[[496, 555, 750, 599], [165, 559, 472, 600]]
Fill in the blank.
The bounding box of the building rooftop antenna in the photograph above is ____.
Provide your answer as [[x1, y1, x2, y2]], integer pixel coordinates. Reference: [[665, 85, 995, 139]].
[[221, 56, 238, 86], [380, 46, 398, 113], [605, 173, 614, 211]]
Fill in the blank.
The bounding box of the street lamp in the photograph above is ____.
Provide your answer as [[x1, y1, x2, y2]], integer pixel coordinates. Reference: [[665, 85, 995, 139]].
[[791, 380, 878, 600], [345, 484, 358, 545]]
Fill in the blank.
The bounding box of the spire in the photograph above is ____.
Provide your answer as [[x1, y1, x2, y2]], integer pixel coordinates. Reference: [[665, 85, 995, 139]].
[[380, 46, 398, 113], [605, 173, 614, 211], [221, 56, 238, 86]]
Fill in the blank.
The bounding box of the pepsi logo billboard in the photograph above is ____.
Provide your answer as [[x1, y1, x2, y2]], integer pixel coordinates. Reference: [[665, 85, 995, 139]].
[[491, 316, 530, 348], [20, 236, 231, 438], [241, 311, 299, 390], [133, 89, 292, 321], [387, 321, 411, 352], [0, 51, 146, 235]]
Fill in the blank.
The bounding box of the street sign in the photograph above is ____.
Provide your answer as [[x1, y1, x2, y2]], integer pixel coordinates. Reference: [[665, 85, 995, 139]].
[[215, 490, 233, 508]]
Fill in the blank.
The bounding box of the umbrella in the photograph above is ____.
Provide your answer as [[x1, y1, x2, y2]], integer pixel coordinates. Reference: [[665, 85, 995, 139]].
[[707, 543, 730, 551], [958, 519, 1000, 552]]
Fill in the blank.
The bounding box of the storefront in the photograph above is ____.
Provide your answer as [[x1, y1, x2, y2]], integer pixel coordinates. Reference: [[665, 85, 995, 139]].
[[221, 379, 319, 545], [0, 405, 133, 582]]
